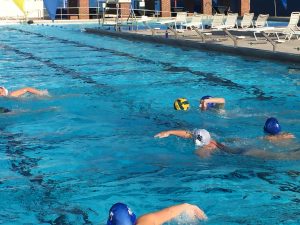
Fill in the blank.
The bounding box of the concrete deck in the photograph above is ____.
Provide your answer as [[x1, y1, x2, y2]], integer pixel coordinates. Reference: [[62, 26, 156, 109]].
[[85, 27, 300, 64]]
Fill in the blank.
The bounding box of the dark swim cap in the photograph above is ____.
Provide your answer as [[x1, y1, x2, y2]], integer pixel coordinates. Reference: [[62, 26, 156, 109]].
[[107, 203, 136, 225], [264, 117, 281, 135], [201, 95, 215, 108], [0, 107, 11, 113]]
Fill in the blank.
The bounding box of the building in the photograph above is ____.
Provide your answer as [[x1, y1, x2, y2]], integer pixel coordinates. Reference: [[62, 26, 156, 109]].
[[68, 0, 250, 18], [1, 0, 300, 21]]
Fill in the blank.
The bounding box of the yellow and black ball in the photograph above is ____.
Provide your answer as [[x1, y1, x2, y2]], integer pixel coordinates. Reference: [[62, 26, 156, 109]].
[[174, 98, 190, 111]]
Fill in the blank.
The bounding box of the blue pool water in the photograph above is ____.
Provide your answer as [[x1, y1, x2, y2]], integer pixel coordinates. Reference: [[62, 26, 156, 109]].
[[0, 24, 299, 225]]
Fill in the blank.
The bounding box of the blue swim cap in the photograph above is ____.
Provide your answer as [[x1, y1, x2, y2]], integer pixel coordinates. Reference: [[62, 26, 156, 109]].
[[107, 203, 137, 225], [201, 95, 215, 108], [264, 117, 281, 135]]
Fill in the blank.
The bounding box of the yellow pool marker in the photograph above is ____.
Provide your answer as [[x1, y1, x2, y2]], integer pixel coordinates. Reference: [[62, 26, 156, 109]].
[[12, 0, 26, 15]]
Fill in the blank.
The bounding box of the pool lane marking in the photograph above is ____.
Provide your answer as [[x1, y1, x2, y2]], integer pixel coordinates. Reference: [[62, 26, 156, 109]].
[[2, 28, 251, 91], [0, 128, 95, 224], [1, 40, 191, 130], [0, 42, 116, 94], [6, 27, 272, 100]]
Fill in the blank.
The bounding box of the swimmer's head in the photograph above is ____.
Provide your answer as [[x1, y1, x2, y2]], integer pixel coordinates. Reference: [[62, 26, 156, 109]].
[[0, 107, 11, 113], [193, 129, 211, 147], [174, 98, 190, 111], [0, 87, 8, 96], [264, 117, 281, 135], [107, 203, 137, 225], [200, 96, 215, 108]]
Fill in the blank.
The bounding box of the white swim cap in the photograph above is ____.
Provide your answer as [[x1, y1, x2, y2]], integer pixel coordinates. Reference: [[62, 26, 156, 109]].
[[193, 129, 211, 147], [0, 86, 8, 96]]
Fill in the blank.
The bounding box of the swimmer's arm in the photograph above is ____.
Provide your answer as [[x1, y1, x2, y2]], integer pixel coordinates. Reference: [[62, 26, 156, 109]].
[[200, 98, 225, 109], [154, 130, 192, 139], [136, 203, 207, 225], [264, 133, 295, 142], [9, 87, 45, 97]]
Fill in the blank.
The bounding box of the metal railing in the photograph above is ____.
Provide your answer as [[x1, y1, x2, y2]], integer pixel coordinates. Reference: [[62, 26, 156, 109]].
[[99, 6, 172, 31], [49, 7, 98, 20], [40, 6, 171, 21]]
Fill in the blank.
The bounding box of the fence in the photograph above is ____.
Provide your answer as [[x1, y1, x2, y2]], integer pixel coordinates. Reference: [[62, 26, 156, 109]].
[[52, 6, 171, 20]]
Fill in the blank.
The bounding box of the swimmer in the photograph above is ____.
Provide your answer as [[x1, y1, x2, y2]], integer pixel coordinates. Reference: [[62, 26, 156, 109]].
[[0, 107, 11, 114], [155, 129, 224, 158], [0, 86, 48, 97], [155, 129, 300, 160], [263, 117, 295, 142], [199, 95, 225, 110], [0, 106, 58, 115], [107, 202, 207, 225]]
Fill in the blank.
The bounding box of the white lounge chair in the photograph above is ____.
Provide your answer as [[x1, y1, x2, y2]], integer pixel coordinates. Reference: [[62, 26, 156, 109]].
[[289, 27, 300, 40], [254, 14, 269, 28], [235, 14, 269, 40], [180, 14, 213, 42], [213, 13, 238, 30], [288, 12, 300, 31], [182, 14, 204, 30], [264, 12, 300, 40], [158, 12, 187, 31], [240, 13, 254, 28], [138, 16, 158, 35], [250, 14, 272, 40], [210, 14, 225, 29]]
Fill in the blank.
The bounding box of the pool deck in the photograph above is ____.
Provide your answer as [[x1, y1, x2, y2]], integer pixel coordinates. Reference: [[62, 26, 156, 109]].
[[85, 27, 300, 64]]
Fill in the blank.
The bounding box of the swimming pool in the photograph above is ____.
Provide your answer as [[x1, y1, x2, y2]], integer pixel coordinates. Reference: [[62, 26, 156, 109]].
[[0, 23, 299, 225]]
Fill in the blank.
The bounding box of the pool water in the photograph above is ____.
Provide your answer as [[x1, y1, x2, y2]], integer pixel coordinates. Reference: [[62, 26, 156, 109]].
[[0, 24, 299, 225]]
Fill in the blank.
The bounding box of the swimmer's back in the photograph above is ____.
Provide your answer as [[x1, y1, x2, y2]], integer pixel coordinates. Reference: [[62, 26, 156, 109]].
[[216, 142, 247, 154]]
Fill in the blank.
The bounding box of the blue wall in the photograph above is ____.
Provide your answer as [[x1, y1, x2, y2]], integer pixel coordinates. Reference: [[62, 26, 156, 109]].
[[287, 0, 300, 14], [250, 0, 299, 17], [229, 0, 238, 13], [183, 0, 299, 16]]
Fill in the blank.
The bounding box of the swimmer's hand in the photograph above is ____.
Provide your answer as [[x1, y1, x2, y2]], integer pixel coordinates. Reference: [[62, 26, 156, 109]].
[[38, 90, 50, 97], [154, 131, 170, 138], [184, 204, 208, 221]]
